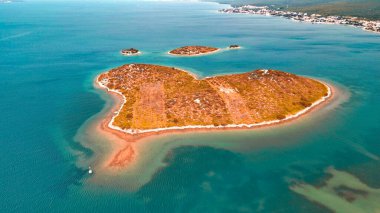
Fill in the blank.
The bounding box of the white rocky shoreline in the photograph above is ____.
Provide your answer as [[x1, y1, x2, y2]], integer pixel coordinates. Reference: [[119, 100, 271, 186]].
[[97, 72, 332, 135]]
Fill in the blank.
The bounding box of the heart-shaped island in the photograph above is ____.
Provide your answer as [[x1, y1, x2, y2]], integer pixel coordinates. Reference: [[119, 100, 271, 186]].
[[97, 64, 331, 139]]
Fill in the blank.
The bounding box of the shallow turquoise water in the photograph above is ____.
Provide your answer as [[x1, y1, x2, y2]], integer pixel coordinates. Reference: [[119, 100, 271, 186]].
[[0, 1, 379, 212]]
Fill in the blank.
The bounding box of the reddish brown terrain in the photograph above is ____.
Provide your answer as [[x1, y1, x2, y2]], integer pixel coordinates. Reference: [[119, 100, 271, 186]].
[[120, 48, 140, 56], [98, 64, 329, 133], [168, 46, 219, 56]]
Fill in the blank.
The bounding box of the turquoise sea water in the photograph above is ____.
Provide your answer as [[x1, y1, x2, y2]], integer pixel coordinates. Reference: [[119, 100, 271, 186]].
[[1, 1, 380, 212]]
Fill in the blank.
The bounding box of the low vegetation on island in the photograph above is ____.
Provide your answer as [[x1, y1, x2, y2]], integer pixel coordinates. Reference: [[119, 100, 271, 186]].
[[121, 48, 140, 56], [98, 64, 329, 132], [229, 44, 240, 49], [168, 46, 219, 56]]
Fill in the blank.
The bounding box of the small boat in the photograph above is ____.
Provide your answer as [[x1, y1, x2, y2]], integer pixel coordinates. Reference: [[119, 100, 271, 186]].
[[88, 166, 93, 174]]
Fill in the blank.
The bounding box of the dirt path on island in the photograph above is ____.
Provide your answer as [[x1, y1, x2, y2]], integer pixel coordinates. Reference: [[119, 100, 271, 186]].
[[132, 82, 167, 129], [207, 79, 256, 124]]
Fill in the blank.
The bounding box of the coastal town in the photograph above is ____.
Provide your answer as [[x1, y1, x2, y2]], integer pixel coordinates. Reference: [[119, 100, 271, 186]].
[[220, 5, 380, 34]]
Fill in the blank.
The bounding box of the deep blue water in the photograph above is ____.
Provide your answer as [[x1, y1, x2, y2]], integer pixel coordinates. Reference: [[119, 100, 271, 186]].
[[0, 1, 379, 212]]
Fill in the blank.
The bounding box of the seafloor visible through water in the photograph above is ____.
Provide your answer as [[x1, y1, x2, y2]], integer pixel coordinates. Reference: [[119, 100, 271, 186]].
[[1, 1, 379, 212]]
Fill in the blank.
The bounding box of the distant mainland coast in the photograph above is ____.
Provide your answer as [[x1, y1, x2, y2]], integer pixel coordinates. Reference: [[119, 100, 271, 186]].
[[220, 5, 380, 34], [96, 64, 334, 168]]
